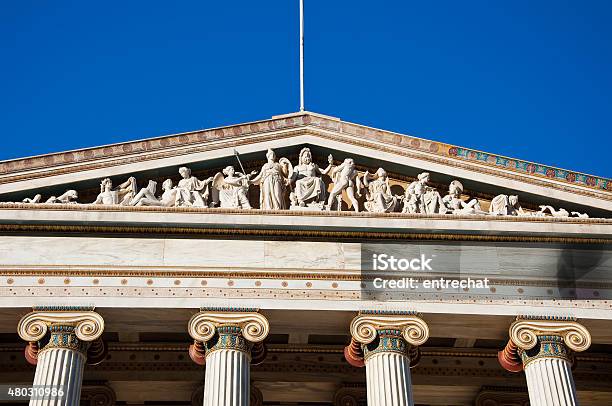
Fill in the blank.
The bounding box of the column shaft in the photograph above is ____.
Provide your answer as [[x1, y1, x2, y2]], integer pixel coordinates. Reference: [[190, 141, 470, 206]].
[[524, 358, 577, 406], [203, 349, 250, 406], [30, 348, 86, 406], [366, 352, 412, 406]]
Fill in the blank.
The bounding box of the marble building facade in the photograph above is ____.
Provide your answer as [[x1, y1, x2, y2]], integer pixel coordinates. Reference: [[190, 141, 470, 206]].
[[0, 112, 610, 405]]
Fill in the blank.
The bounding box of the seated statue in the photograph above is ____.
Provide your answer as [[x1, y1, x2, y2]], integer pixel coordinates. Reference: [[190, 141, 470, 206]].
[[326, 157, 362, 212], [402, 172, 445, 214], [93, 177, 137, 205], [212, 166, 257, 209], [130, 179, 177, 207], [441, 180, 483, 215], [363, 168, 398, 213], [174, 167, 213, 207], [289, 148, 332, 208], [489, 194, 527, 216], [46, 190, 78, 204]]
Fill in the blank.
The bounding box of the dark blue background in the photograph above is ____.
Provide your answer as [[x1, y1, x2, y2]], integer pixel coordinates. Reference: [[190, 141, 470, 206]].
[[1, 1, 610, 177]]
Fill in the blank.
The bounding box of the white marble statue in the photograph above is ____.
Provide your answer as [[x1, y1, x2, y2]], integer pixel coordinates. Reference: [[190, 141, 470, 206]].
[[45, 190, 78, 204], [251, 149, 291, 210], [212, 166, 257, 209], [22, 194, 42, 204], [130, 179, 177, 207], [441, 180, 483, 215], [326, 157, 362, 212], [288, 148, 332, 208], [363, 168, 398, 213], [174, 167, 213, 208], [489, 194, 527, 216], [537, 205, 570, 218], [402, 172, 444, 214], [3, 149, 598, 220], [93, 177, 137, 205]]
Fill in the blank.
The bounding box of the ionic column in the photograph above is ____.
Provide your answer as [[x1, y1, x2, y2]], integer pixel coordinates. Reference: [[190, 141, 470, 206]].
[[187, 309, 269, 406], [498, 316, 591, 406], [344, 311, 429, 406], [17, 307, 106, 406]]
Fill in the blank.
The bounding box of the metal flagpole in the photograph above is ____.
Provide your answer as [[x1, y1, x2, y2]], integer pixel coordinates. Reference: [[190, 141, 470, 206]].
[[299, 0, 305, 112]]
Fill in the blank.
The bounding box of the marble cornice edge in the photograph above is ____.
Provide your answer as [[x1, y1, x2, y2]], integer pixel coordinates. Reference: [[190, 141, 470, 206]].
[[0, 223, 609, 245], [0, 117, 609, 199]]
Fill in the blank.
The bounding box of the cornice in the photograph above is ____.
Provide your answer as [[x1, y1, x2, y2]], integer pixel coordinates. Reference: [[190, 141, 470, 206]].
[[0, 112, 609, 200], [1, 202, 611, 223], [0, 223, 609, 244]]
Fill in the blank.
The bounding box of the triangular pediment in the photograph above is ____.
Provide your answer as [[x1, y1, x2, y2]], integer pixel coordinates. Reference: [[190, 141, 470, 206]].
[[0, 111, 610, 219]]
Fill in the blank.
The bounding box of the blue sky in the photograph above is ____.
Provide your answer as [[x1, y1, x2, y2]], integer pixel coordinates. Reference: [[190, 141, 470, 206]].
[[1, 1, 611, 177]]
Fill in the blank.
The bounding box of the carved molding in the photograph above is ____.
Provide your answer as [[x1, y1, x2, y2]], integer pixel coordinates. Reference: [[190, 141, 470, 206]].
[[474, 386, 529, 406], [0, 223, 609, 246], [187, 310, 269, 344], [81, 383, 116, 406], [190, 384, 263, 406], [349, 312, 429, 347], [250, 386, 264, 406], [509, 317, 591, 352], [17, 308, 104, 343], [333, 384, 367, 406]]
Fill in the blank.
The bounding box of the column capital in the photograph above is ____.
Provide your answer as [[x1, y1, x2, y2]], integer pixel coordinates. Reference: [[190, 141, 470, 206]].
[[508, 316, 591, 353], [17, 306, 106, 364], [499, 316, 591, 372], [187, 308, 269, 365], [17, 306, 105, 343], [345, 310, 428, 368], [349, 310, 429, 347], [187, 308, 269, 344]]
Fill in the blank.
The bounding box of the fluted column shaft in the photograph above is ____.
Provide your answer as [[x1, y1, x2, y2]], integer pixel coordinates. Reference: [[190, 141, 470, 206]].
[[346, 312, 429, 406], [365, 349, 413, 406], [187, 310, 270, 406], [498, 317, 591, 406], [30, 336, 87, 406], [524, 357, 577, 406], [203, 348, 250, 406], [521, 335, 578, 406]]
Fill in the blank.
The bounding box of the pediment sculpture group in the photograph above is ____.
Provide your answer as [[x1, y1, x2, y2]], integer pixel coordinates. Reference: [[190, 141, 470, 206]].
[[13, 148, 589, 218]]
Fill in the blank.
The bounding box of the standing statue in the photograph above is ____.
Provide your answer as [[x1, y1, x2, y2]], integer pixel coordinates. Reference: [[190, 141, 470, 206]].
[[93, 177, 137, 205], [441, 180, 483, 215], [402, 172, 444, 214], [174, 167, 213, 207], [326, 157, 362, 212], [212, 166, 257, 209], [289, 148, 332, 208], [130, 179, 177, 207], [363, 168, 398, 213], [251, 149, 291, 210]]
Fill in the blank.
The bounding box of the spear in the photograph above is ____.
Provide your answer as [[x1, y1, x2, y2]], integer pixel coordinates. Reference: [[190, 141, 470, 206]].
[[233, 149, 247, 175]]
